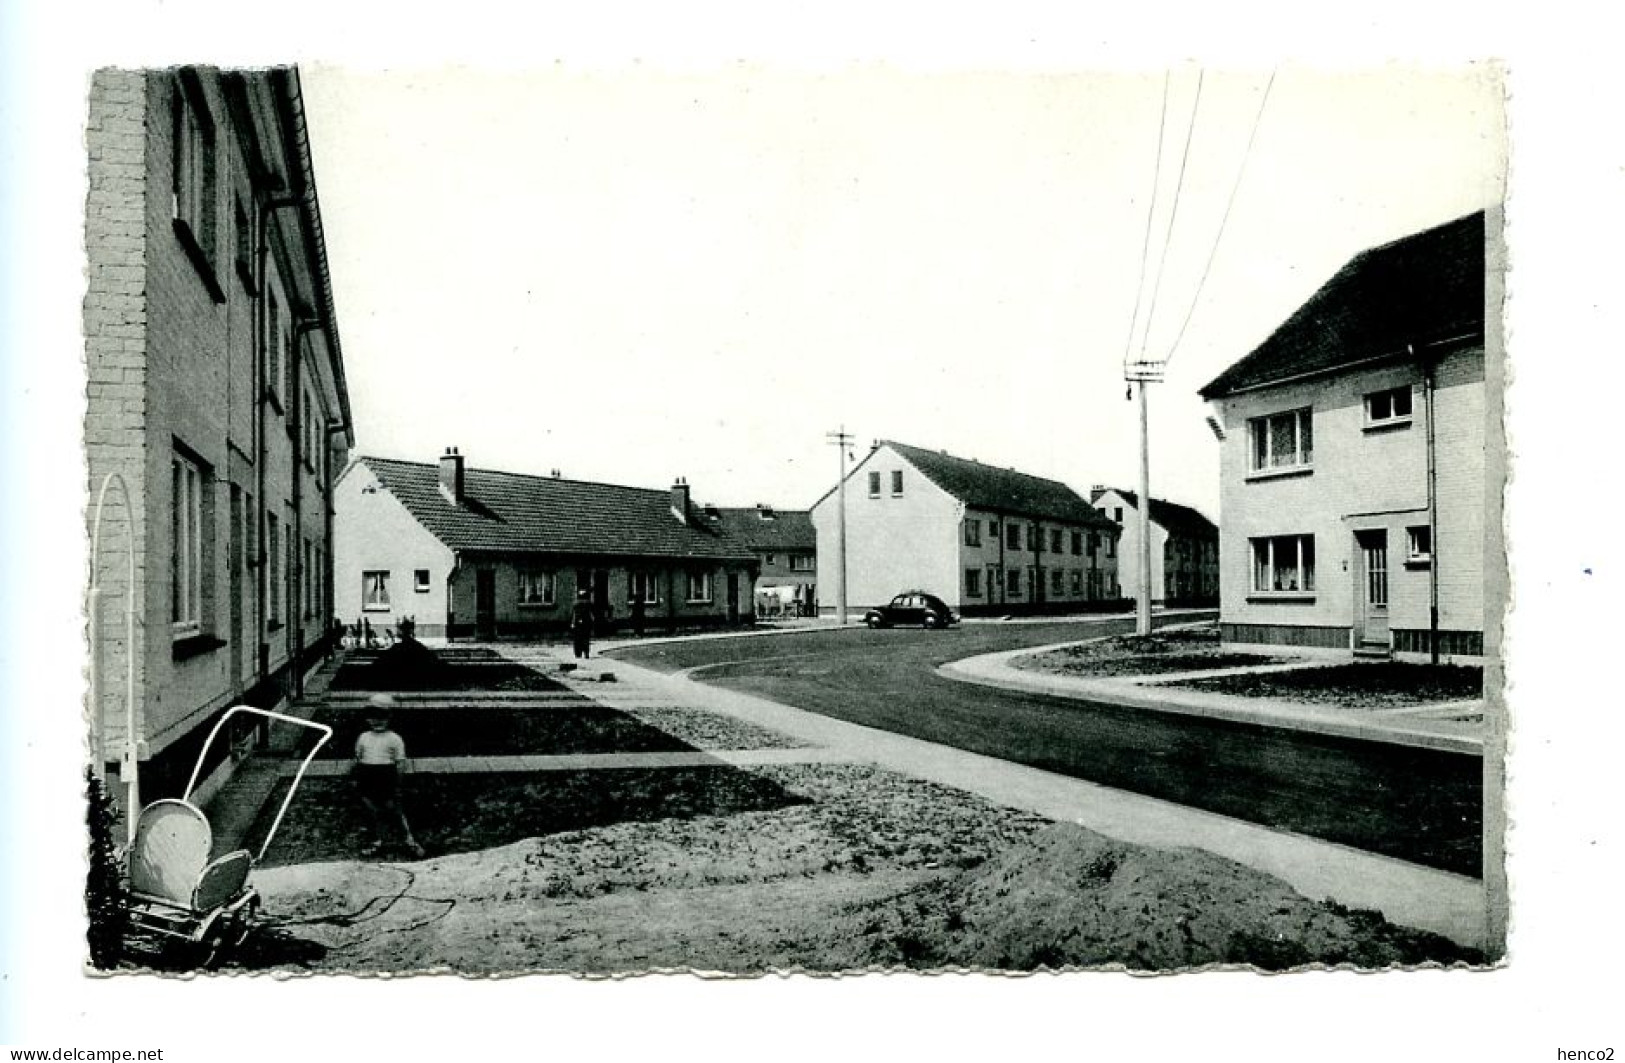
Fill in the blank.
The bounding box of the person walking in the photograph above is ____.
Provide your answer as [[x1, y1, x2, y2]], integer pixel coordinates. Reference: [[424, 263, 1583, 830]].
[[570, 589, 595, 659]]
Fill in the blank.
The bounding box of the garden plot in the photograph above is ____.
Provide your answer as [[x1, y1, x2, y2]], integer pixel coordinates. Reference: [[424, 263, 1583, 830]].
[[331, 642, 570, 692], [1168, 662, 1484, 709], [1013, 628, 1281, 679], [308, 705, 701, 760], [247, 763, 1480, 973]]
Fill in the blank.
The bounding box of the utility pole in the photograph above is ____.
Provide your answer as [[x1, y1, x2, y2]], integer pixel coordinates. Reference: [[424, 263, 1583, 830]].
[[826, 428, 854, 625], [1127, 363, 1163, 636]]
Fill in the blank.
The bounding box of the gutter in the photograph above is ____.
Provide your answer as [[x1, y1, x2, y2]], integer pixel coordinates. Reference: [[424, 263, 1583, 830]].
[[1201, 329, 1483, 400]]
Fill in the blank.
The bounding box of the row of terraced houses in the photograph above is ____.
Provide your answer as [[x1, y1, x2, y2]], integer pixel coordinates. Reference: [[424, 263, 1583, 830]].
[[82, 64, 1497, 825]]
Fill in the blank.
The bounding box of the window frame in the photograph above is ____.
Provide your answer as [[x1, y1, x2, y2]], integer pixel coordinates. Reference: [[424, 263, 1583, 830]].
[[171, 71, 222, 301], [627, 571, 660, 607], [686, 570, 714, 604], [171, 452, 205, 638], [1006, 569, 1022, 597], [867, 471, 881, 498], [890, 469, 904, 496], [1364, 385, 1415, 430], [361, 569, 391, 612], [415, 569, 432, 594], [1406, 525, 1433, 566], [789, 554, 815, 573], [963, 519, 981, 547], [1247, 407, 1315, 477], [518, 569, 557, 608], [1250, 534, 1317, 597], [1006, 523, 1021, 550], [964, 568, 982, 598]]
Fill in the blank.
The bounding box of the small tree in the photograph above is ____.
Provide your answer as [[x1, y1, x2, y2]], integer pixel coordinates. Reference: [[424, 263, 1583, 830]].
[[85, 767, 127, 969], [396, 615, 416, 642]]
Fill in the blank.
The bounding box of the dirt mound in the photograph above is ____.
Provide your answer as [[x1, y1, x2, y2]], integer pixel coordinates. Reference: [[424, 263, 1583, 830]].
[[361, 639, 454, 690], [843, 823, 1480, 971]]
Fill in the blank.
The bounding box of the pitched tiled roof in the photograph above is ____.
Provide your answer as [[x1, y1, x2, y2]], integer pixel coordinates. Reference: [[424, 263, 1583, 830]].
[[1099, 489, 1217, 539], [884, 442, 1116, 528], [1199, 211, 1486, 399], [361, 457, 755, 562], [701, 507, 816, 552]]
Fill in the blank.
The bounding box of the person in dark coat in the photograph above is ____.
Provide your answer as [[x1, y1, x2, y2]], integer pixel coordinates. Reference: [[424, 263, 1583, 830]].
[[570, 590, 595, 659]]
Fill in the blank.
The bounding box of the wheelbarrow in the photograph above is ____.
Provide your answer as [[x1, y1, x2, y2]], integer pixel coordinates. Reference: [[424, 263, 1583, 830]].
[[122, 705, 332, 968]]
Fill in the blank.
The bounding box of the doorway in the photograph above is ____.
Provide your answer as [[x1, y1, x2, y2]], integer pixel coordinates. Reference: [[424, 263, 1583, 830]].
[[475, 568, 496, 640], [726, 572, 740, 624], [1353, 530, 1390, 648]]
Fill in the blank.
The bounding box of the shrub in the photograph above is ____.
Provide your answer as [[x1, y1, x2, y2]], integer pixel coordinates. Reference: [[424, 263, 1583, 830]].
[[85, 768, 127, 969], [396, 615, 417, 642]]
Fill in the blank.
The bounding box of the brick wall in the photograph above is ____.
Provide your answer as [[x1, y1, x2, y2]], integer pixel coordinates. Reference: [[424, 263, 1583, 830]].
[[85, 70, 151, 762]]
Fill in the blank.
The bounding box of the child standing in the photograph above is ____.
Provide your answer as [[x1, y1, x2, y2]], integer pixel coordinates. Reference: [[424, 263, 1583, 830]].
[[353, 694, 426, 858]]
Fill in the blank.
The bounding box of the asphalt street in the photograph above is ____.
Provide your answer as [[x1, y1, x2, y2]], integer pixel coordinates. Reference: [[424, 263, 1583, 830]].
[[609, 618, 1483, 877]]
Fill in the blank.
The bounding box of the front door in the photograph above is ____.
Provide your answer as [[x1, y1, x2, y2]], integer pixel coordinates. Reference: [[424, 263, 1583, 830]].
[[475, 568, 496, 640], [1354, 530, 1390, 646], [726, 572, 740, 624]]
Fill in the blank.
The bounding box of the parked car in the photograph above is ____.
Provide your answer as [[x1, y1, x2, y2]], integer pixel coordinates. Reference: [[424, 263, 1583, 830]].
[[864, 591, 959, 629]]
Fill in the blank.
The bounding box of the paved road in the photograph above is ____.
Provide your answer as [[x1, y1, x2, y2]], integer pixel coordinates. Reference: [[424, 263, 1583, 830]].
[[609, 617, 1483, 877]]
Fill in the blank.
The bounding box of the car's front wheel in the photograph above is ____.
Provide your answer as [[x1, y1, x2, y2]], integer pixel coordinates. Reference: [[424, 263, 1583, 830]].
[[866, 615, 882, 629]]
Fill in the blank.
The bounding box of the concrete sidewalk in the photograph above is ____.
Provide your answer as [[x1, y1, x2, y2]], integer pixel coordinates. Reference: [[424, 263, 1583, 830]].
[[517, 645, 1490, 952], [940, 643, 1484, 755]]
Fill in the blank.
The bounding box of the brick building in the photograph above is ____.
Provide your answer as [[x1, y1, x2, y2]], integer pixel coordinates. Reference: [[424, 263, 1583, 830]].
[[700, 506, 817, 618], [810, 441, 1122, 617], [1088, 488, 1219, 607], [333, 452, 759, 639], [85, 67, 352, 812], [1199, 209, 1497, 660]]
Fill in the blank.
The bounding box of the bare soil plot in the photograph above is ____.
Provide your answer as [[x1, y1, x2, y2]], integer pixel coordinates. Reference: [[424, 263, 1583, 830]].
[[331, 642, 568, 692], [1013, 628, 1282, 678], [1169, 662, 1484, 708], [308, 705, 699, 759], [245, 764, 1479, 973]]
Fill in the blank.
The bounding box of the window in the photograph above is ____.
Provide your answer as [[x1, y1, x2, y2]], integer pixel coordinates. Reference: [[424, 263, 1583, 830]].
[[686, 570, 713, 603], [1107, 533, 1116, 558], [1006, 569, 1022, 596], [1050, 529, 1062, 554], [1051, 568, 1064, 595], [965, 569, 982, 598], [790, 554, 815, 572], [518, 570, 555, 607], [233, 195, 255, 293], [1366, 385, 1414, 427], [1026, 525, 1035, 551], [1113, 507, 1123, 524], [362, 570, 390, 611], [1407, 525, 1433, 564], [1248, 408, 1314, 473], [303, 540, 314, 618], [764, 554, 777, 566], [867, 472, 881, 497], [266, 289, 283, 406], [964, 520, 981, 547], [171, 453, 205, 636], [1070, 570, 1083, 595], [988, 520, 999, 538], [1251, 535, 1316, 594], [1071, 531, 1082, 555], [172, 73, 219, 296], [266, 515, 280, 625], [1006, 523, 1021, 550], [891, 470, 904, 496], [415, 569, 431, 593], [627, 571, 659, 606]]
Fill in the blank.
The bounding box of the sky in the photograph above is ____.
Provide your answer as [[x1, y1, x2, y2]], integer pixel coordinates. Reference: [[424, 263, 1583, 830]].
[[299, 64, 1505, 519]]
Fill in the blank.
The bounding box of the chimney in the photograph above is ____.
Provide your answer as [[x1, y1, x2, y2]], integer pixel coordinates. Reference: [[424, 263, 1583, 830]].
[[1090, 485, 1106, 503], [670, 477, 690, 524], [439, 447, 465, 505]]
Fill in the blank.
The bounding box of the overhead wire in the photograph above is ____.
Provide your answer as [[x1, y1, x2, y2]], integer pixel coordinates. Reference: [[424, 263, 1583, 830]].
[[1160, 69, 1277, 369], [1131, 67, 1205, 375], [1120, 71, 1170, 378]]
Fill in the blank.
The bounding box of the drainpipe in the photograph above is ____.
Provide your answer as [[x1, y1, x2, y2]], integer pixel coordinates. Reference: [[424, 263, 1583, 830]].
[[289, 320, 321, 697], [996, 511, 1006, 607], [1412, 343, 1441, 664]]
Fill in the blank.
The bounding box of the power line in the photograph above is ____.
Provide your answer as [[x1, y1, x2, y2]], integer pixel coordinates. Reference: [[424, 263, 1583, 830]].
[[1132, 68, 1205, 373], [1120, 71, 1170, 374], [1161, 69, 1277, 369]]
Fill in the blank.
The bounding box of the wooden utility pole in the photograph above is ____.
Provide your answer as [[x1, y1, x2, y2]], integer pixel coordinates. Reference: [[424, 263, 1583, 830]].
[[826, 428, 854, 625], [1126, 362, 1163, 636]]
